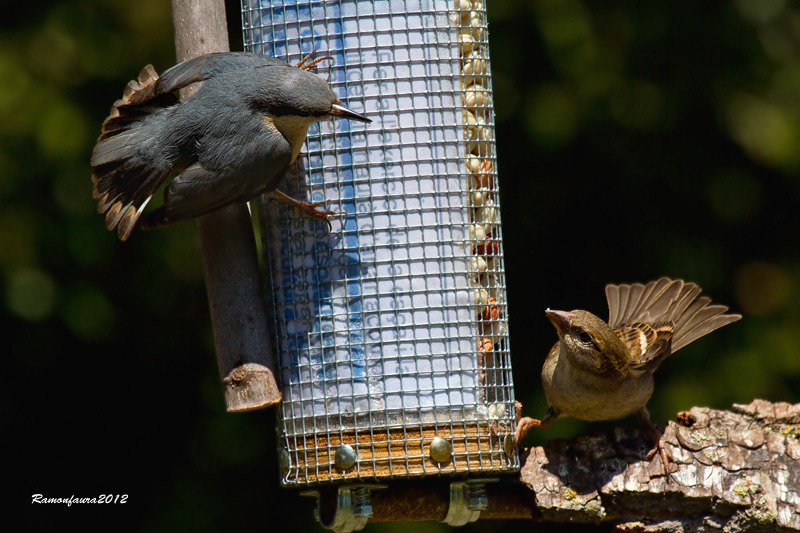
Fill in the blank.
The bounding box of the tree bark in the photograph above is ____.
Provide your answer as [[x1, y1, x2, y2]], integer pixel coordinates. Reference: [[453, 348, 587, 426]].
[[361, 400, 799, 531], [520, 399, 799, 531]]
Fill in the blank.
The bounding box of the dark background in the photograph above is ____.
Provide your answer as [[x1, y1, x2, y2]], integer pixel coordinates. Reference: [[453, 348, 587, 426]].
[[9, 0, 799, 531]]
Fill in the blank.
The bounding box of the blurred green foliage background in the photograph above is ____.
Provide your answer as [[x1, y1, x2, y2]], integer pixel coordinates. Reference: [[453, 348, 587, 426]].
[[10, 0, 799, 531]]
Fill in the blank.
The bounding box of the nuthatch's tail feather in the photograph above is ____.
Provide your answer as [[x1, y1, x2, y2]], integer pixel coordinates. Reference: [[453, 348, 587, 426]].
[[92, 154, 166, 241], [98, 65, 177, 141], [91, 65, 174, 241]]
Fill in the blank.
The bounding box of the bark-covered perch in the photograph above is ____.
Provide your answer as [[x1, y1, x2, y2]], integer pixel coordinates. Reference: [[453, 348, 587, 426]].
[[522, 399, 799, 531], [354, 400, 798, 530]]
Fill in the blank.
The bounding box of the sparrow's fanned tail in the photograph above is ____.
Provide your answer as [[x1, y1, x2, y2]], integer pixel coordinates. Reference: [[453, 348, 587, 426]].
[[606, 277, 741, 353], [91, 65, 176, 241]]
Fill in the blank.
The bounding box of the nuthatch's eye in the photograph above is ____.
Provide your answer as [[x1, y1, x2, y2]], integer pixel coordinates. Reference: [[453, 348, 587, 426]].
[[578, 331, 592, 343]]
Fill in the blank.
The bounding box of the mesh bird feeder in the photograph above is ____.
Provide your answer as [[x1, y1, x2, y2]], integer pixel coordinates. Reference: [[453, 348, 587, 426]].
[[241, 0, 516, 526]]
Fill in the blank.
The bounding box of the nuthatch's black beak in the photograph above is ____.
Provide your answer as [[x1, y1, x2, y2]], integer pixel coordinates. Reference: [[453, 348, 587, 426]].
[[330, 101, 371, 123]]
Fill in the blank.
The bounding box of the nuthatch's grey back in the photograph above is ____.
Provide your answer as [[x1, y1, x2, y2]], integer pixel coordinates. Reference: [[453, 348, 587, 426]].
[[91, 52, 370, 241]]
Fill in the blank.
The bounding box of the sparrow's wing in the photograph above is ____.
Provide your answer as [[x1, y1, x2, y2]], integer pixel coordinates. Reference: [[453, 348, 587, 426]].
[[606, 277, 683, 328], [655, 282, 741, 351], [607, 277, 741, 353], [671, 303, 741, 352], [605, 283, 625, 327], [615, 321, 673, 374]]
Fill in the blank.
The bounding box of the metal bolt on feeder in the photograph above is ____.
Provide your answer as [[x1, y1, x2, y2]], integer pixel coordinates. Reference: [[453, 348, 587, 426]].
[[241, 0, 515, 525]]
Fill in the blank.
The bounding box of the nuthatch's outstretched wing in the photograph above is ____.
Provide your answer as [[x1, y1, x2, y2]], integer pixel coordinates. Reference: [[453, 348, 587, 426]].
[[92, 127, 168, 241], [140, 120, 293, 229], [153, 53, 289, 96], [114, 53, 288, 108], [138, 161, 281, 230], [138, 164, 229, 229]]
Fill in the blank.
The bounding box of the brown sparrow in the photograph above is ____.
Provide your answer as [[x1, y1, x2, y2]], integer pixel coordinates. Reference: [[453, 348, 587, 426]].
[[515, 277, 741, 473]]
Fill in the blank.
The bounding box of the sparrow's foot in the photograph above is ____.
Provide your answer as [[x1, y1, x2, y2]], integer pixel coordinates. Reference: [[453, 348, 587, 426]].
[[677, 410, 696, 427], [514, 416, 542, 446], [513, 402, 559, 447], [638, 408, 675, 480], [271, 190, 339, 230]]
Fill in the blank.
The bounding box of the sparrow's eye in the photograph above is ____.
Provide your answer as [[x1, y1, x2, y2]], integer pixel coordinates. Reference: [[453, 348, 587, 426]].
[[578, 331, 592, 343]]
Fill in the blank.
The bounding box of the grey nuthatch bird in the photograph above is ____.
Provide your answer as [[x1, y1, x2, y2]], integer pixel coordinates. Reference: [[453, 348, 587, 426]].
[[91, 52, 370, 241]]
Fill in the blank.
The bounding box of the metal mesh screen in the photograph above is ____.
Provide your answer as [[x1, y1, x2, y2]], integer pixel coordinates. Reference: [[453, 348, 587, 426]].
[[241, 0, 517, 486]]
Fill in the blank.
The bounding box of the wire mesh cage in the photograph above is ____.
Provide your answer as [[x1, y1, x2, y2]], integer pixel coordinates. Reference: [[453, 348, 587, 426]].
[[241, 0, 517, 486]]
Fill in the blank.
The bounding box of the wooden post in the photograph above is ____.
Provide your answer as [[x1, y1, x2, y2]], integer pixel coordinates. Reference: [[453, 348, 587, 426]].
[[170, 0, 281, 411]]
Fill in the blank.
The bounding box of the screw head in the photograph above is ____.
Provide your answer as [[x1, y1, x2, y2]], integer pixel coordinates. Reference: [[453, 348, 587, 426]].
[[429, 437, 452, 463], [334, 444, 356, 470], [352, 503, 373, 518], [503, 434, 515, 458], [466, 482, 489, 511], [467, 494, 488, 511], [279, 448, 290, 475]]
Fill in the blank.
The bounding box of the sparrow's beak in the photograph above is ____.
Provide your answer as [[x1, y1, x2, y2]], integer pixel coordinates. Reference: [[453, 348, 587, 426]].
[[545, 309, 572, 336], [330, 101, 371, 123]]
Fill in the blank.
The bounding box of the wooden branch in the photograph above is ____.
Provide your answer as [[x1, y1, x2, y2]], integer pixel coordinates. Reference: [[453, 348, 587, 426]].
[[357, 400, 799, 531], [520, 399, 799, 531], [170, 0, 281, 411]]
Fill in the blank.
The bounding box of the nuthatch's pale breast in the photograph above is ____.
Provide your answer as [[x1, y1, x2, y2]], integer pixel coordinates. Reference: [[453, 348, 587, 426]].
[[91, 52, 370, 241]]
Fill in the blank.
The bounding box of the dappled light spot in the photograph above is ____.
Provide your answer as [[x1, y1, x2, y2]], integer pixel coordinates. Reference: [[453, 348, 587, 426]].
[[5, 268, 57, 321]]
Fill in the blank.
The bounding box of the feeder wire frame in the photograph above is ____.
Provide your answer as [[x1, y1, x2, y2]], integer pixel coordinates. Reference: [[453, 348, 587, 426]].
[[241, 0, 517, 486]]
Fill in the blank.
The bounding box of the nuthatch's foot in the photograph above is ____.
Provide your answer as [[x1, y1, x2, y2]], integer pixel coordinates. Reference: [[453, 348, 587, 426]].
[[272, 190, 340, 230], [295, 52, 333, 72]]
